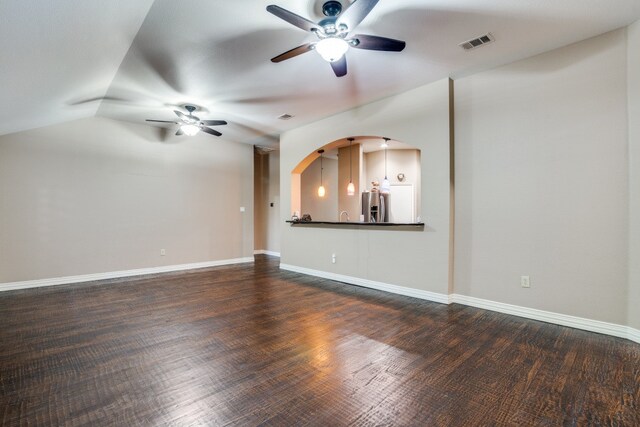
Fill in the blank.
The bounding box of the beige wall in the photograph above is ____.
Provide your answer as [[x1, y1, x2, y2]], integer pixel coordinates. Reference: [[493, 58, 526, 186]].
[[628, 21, 640, 330], [300, 156, 338, 221], [281, 79, 452, 294], [0, 117, 254, 282], [454, 29, 629, 324]]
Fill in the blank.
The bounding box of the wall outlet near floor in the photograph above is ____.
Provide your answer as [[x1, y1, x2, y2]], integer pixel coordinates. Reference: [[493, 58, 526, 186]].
[[240, 206, 245, 212], [331, 253, 336, 264], [160, 249, 166, 256], [521, 275, 530, 288]]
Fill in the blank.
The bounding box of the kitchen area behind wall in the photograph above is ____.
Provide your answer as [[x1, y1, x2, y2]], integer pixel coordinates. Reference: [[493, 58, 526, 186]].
[[363, 148, 421, 223], [294, 137, 421, 223]]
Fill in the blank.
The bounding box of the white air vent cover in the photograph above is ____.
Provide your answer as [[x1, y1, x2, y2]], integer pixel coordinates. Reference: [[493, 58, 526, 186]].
[[459, 33, 495, 51], [277, 113, 294, 120]]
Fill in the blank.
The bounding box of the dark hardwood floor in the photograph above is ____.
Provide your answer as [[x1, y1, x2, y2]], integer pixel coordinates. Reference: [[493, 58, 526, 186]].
[[1, 255, 638, 426]]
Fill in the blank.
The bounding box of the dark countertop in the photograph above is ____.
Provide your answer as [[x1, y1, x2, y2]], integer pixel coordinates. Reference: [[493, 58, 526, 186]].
[[286, 220, 424, 228]]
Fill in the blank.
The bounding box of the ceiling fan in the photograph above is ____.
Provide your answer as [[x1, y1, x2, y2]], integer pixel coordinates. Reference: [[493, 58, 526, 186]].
[[266, 0, 406, 77], [146, 105, 227, 137]]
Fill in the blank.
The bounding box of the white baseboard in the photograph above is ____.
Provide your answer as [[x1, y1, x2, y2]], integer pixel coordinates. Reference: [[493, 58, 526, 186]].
[[0, 257, 255, 292], [253, 250, 281, 257], [279, 263, 450, 304], [450, 294, 637, 342], [279, 264, 640, 344]]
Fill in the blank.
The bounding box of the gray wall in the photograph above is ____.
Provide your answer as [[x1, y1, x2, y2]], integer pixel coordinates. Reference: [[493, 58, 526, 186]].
[[0, 117, 254, 282], [629, 21, 640, 330], [454, 29, 629, 324], [281, 79, 452, 295]]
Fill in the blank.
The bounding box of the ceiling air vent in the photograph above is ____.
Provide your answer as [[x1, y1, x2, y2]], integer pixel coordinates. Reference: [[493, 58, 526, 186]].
[[459, 33, 495, 51], [277, 113, 294, 120]]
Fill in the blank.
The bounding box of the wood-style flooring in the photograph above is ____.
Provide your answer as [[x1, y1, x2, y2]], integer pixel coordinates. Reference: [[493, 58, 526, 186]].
[[1, 255, 639, 426]]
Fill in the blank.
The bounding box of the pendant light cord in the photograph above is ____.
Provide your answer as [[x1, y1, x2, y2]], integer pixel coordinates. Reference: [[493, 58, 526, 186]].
[[384, 146, 388, 179], [382, 137, 390, 179], [349, 138, 353, 183]]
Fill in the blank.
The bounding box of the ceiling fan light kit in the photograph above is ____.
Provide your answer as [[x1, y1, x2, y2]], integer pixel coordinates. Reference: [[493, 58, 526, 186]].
[[267, 0, 406, 77], [315, 38, 349, 62], [181, 124, 200, 136]]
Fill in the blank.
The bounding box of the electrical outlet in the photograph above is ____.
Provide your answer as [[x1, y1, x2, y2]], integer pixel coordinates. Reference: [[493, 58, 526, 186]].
[[521, 276, 530, 288], [331, 253, 336, 264], [240, 207, 245, 212], [160, 249, 166, 256]]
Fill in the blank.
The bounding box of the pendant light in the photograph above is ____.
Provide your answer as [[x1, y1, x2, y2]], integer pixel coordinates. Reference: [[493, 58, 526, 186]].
[[317, 149, 326, 198], [380, 138, 391, 194], [347, 138, 355, 196]]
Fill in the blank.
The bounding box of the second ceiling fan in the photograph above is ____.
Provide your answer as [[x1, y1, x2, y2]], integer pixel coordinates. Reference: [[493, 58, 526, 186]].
[[146, 105, 227, 137], [267, 0, 406, 77]]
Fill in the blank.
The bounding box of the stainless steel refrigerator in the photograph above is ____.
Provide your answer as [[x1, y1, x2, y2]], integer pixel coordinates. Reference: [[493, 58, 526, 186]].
[[362, 192, 390, 223]]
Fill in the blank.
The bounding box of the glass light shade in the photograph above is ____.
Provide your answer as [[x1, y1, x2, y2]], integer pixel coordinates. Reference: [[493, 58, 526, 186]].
[[347, 181, 355, 196], [380, 178, 391, 194], [181, 124, 200, 136], [315, 38, 349, 62], [318, 185, 326, 197]]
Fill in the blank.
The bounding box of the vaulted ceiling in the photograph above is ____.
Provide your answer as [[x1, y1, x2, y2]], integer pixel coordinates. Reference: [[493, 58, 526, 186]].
[[2, 0, 640, 147]]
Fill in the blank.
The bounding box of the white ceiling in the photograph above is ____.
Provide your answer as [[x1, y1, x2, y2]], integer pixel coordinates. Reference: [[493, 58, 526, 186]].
[[0, 0, 155, 136], [2, 0, 640, 146]]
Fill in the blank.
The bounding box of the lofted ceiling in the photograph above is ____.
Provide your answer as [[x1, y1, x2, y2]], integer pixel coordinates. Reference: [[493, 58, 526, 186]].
[[0, 0, 155, 136], [2, 0, 640, 147]]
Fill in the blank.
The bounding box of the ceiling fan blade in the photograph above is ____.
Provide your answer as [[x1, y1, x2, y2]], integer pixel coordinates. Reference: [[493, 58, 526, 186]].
[[336, 0, 379, 32], [176, 128, 184, 136], [266, 5, 321, 33], [331, 56, 347, 77], [350, 34, 406, 51], [146, 119, 177, 123], [201, 126, 222, 137], [200, 120, 228, 126], [174, 110, 188, 120], [271, 43, 315, 63]]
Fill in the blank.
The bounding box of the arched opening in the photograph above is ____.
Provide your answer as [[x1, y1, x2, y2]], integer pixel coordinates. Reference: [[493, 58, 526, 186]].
[[291, 136, 421, 223]]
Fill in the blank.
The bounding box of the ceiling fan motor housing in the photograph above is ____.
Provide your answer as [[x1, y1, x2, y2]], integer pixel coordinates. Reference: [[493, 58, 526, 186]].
[[322, 1, 342, 16]]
